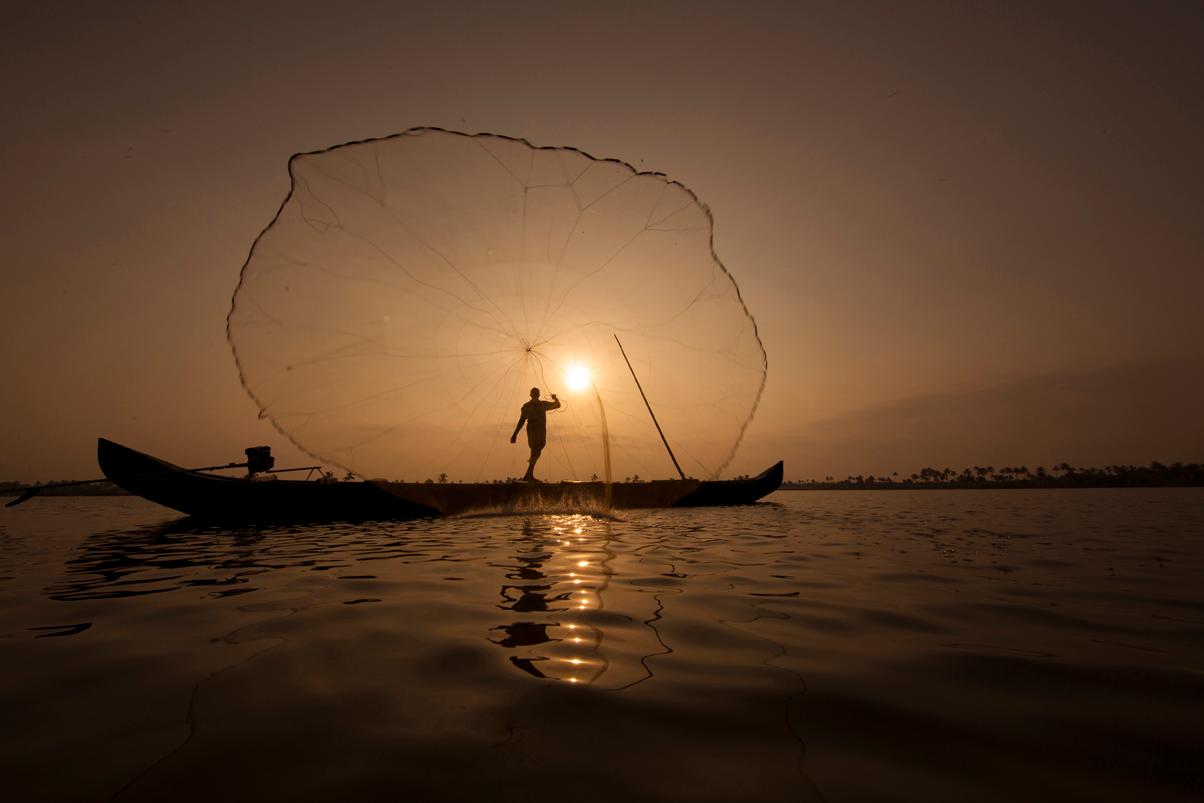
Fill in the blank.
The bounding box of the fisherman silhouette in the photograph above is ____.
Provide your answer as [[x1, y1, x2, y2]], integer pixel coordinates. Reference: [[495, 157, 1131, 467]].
[[510, 387, 561, 482]]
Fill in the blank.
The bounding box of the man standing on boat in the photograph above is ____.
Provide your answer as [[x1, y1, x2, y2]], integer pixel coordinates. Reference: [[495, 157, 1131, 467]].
[[510, 387, 560, 482]]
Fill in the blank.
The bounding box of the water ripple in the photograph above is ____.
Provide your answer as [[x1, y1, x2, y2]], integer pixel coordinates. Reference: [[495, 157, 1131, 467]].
[[0, 490, 1201, 801]]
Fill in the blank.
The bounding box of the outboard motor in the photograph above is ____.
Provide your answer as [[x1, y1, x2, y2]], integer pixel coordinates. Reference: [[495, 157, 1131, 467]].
[[245, 446, 275, 476]]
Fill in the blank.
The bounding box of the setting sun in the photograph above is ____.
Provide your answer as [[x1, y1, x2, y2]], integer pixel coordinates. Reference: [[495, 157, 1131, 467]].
[[565, 364, 591, 392]]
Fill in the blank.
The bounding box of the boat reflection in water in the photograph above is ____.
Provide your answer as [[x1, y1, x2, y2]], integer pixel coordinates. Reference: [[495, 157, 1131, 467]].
[[45, 518, 274, 602], [488, 514, 668, 688], [42, 516, 436, 602]]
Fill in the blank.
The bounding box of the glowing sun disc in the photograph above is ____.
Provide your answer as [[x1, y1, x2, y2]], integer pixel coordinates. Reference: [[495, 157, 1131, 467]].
[[566, 364, 591, 392]]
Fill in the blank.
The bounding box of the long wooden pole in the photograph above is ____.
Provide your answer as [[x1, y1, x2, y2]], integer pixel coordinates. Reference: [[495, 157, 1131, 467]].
[[4, 462, 324, 507], [4, 462, 248, 507], [614, 334, 687, 480]]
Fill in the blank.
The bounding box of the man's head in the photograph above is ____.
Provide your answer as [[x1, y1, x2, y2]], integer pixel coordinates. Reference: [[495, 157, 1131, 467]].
[[530, 387, 540, 399]]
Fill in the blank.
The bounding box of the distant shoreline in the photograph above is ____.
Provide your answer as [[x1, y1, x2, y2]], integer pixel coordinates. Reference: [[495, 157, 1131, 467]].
[[5, 462, 1202, 496], [0, 483, 129, 497], [779, 481, 1203, 490], [779, 462, 1203, 491]]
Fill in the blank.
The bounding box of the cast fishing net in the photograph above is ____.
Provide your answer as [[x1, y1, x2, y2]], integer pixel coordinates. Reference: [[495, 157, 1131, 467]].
[[227, 128, 766, 482]]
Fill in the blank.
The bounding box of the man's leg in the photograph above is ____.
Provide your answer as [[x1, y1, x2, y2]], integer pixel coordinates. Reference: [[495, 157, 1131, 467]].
[[524, 443, 543, 481]]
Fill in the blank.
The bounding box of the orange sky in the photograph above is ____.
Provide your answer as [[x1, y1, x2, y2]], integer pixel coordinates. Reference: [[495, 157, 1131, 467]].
[[2, 1, 1201, 482]]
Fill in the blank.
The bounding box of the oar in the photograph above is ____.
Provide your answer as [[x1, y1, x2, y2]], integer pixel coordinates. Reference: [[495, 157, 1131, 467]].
[[614, 334, 688, 480], [4, 460, 249, 507]]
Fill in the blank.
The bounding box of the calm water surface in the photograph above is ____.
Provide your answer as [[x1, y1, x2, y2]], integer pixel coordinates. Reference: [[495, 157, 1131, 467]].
[[1, 490, 1201, 802]]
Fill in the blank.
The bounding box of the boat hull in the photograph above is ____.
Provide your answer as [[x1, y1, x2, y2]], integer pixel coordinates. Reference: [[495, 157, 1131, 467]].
[[98, 438, 436, 521], [376, 460, 783, 516], [98, 438, 783, 521]]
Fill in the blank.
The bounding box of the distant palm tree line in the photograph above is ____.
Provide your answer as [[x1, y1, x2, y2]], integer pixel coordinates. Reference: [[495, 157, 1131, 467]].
[[782, 462, 1204, 489]]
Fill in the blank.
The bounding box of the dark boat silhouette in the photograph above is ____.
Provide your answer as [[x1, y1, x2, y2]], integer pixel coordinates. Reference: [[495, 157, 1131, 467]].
[[98, 438, 782, 522]]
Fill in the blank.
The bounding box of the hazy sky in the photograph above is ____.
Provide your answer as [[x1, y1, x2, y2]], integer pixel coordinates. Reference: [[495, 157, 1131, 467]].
[[3, 0, 1201, 482]]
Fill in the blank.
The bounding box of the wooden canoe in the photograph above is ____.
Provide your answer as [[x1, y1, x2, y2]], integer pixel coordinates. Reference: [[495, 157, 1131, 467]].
[[98, 438, 783, 521]]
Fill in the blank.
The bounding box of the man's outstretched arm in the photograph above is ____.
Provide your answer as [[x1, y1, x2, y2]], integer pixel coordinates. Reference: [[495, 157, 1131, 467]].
[[545, 394, 561, 410]]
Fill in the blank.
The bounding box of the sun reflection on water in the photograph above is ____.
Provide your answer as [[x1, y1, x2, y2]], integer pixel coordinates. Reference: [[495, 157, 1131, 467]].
[[488, 513, 624, 686]]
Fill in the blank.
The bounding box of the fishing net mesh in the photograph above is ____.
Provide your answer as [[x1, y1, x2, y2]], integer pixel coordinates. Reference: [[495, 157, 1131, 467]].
[[228, 128, 765, 482]]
